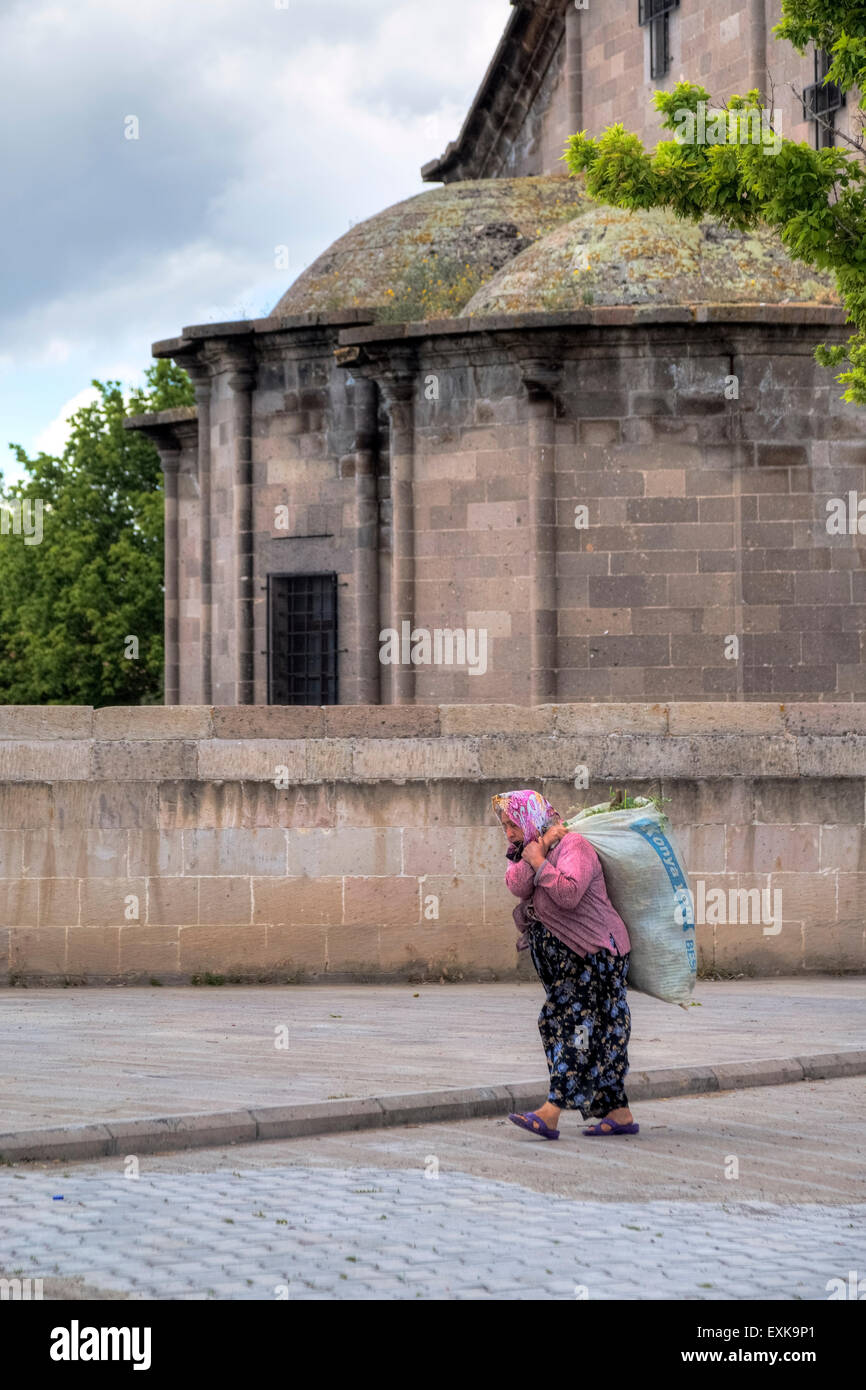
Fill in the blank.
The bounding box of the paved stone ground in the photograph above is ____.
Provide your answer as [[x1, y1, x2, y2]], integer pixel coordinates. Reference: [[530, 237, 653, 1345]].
[[1, 977, 864, 1129], [2, 1079, 863, 1300]]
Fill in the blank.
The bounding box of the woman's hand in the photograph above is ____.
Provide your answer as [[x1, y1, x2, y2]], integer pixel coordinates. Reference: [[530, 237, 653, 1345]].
[[521, 839, 546, 870], [540, 822, 569, 853]]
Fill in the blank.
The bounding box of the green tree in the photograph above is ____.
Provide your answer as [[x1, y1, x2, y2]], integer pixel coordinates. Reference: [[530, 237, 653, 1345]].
[[0, 358, 193, 705], [564, 0, 866, 403]]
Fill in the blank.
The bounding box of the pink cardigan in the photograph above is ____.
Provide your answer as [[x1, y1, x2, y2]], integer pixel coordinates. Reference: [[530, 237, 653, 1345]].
[[505, 830, 631, 959]]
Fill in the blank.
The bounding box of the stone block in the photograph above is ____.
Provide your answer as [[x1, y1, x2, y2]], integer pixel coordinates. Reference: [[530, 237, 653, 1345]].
[[305, 739, 353, 780], [147, 876, 199, 925], [439, 704, 554, 735], [92, 740, 198, 781], [285, 827, 401, 877], [628, 1066, 719, 1101], [66, 927, 121, 977], [325, 922, 381, 970], [0, 830, 23, 880], [667, 703, 784, 735], [673, 735, 797, 778], [0, 707, 92, 739], [264, 923, 327, 971], [197, 877, 252, 925], [0, 785, 52, 828], [769, 871, 838, 923], [414, 874, 484, 926], [251, 1098, 383, 1141], [797, 1049, 866, 1080], [128, 830, 185, 877], [727, 825, 819, 873], [0, 1124, 114, 1163], [377, 1085, 513, 1128], [403, 828, 457, 874], [786, 705, 866, 735], [81, 878, 146, 927], [36, 879, 80, 927], [802, 921, 865, 971], [555, 703, 669, 735], [0, 741, 90, 781], [710, 1059, 805, 1091], [197, 739, 306, 782], [352, 738, 480, 780], [837, 873, 866, 927], [343, 876, 420, 927], [819, 825, 863, 872], [105, 1111, 257, 1155], [9, 926, 66, 974], [84, 783, 159, 829], [323, 707, 440, 738], [178, 924, 270, 973], [684, 824, 725, 873], [93, 706, 213, 739], [20, 828, 127, 879], [183, 827, 287, 876], [212, 706, 324, 739], [796, 735, 866, 777], [252, 876, 341, 926], [118, 925, 180, 976], [478, 735, 592, 780]]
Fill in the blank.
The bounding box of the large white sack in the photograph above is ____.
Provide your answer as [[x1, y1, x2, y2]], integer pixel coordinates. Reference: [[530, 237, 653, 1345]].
[[565, 799, 696, 1006]]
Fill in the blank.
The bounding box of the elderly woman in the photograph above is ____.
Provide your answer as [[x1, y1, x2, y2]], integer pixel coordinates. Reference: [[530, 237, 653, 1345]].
[[493, 788, 638, 1140]]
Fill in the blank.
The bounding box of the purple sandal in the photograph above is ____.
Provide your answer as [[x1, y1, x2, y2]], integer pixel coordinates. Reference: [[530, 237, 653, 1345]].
[[583, 1117, 639, 1136], [508, 1111, 560, 1140]]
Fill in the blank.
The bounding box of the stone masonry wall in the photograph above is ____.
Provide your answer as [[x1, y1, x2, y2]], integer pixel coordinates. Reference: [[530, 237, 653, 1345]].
[[0, 703, 863, 985], [342, 307, 866, 705], [499, 2, 855, 182]]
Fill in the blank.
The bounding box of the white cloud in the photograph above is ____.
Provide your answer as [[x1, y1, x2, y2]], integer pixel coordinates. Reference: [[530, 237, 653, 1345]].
[[1, 0, 508, 454], [33, 386, 102, 456]]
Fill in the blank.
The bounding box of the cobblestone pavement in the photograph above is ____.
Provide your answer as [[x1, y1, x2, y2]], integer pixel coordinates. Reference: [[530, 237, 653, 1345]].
[[2, 1081, 864, 1301], [1, 1167, 862, 1302]]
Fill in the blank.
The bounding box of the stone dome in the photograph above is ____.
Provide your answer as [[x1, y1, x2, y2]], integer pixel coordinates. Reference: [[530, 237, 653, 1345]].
[[272, 176, 589, 319], [463, 204, 840, 314]]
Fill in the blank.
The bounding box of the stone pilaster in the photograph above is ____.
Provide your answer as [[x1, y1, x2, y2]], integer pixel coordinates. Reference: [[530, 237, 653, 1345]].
[[160, 449, 181, 706], [186, 360, 214, 706], [565, 0, 583, 138], [521, 360, 561, 705], [378, 371, 417, 705], [227, 356, 257, 706], [749, 0, 769, 102], [347, 377, 382, 704]]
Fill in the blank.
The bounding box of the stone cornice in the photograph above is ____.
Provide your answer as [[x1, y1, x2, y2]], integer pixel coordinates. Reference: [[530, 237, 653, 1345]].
[[123, 406, 199, 454], [421, 0, 564, 183]]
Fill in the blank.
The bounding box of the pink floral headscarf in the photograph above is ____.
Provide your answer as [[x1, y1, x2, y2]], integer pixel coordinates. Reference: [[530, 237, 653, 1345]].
[[491, 789, 558, 844]]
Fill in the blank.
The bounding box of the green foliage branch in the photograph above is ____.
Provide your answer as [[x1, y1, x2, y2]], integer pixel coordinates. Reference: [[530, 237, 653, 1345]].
[[0, 358, 193, 705], [563, 1, 866, 403]]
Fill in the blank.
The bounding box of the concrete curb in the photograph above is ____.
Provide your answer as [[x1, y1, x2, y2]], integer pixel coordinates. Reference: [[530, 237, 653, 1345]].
[[1, 1050, 864, 1164]]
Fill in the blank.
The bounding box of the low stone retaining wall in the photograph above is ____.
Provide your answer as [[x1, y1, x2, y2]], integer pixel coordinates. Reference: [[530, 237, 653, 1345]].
[[0, 703, 863, 983]]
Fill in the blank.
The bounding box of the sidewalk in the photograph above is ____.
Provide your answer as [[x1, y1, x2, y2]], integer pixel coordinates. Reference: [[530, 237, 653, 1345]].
[[1, 978, 864, 1143]]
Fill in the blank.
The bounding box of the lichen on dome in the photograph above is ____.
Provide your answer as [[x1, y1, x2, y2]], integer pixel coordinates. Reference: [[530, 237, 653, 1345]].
[[271, 176, 590, 320], [462, 204, 840, 315]]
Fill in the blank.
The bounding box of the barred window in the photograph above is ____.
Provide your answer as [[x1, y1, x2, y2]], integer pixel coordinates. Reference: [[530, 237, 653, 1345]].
[[803, 48, 845, 149], [639, 0, 679, 81], [267, 573, 338, 705]]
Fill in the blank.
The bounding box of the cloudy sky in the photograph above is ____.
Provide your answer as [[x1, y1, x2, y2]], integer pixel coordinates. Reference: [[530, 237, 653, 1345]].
[[0, 0, 506, 481]]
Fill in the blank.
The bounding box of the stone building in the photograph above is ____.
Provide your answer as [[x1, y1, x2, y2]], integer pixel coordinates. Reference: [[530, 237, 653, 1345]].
[[128, 0, 864, 709]]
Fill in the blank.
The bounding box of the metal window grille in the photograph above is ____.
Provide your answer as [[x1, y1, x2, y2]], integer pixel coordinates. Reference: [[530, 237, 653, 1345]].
[[803, 48, 844, 149], [267, 573, 338, 705], [638, 0, 679, 81]]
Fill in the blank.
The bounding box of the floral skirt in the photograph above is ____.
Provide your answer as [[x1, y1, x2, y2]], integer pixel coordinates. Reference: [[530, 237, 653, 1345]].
[[528, 922, 631, 1117]]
